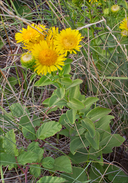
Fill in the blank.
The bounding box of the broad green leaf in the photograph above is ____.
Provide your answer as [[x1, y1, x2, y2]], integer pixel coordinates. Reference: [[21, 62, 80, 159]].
[[69, 85, 81, 100], [3, 129, 18, 156], [36, 121, 62, 140], [53, 156, 72, 173], [49, 95, 60, 107], [68, 148, 88, 164], [0, 153, 16, 167], [27, 142, 44, 162], [0, 136, 4, 153], [32, 115, 41, 127], [22, 124, 36, 140], [85, 131, 100, 150], [59, 129, 69, 137], [42, 98, 49, 105], [86, 107, 111, 122], [59, 113, 71, 129], [61, 78, 72, 85], [100, 134, 125, 153], [17, 150, 38, 165], [10, 103, 24, 117], [56, 87, 65, 99], [67, 79, 83, 89], [81, 118, 96, 138], [67, 98, 85, 110], [8, 76, 17, 86], [42, 157, 54, 169], [70, 137, 89, 155], [37, 176, 66, 183], [66, 109, 77, 124], [19, 115, 30, 127], [84, 97, 99, 108], [30, 164, 41, 178], [63, 64, 71, 75], [55, 99, 67, 108], [18, 5, 32, 20], [95, 115, 114, 131], [34, 75, 52, 86], [62, 166, 88, 183], [64, 58, 73, 64]]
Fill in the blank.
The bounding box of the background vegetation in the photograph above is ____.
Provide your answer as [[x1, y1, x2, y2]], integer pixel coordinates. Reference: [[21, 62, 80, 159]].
[[0, 0, 128, 182]]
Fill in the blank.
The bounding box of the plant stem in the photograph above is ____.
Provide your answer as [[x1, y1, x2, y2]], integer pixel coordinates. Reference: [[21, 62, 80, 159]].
[[0, 166, 5, 183]]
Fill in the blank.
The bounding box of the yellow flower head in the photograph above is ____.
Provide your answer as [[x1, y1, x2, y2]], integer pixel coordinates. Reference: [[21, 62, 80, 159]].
[[121, 30, 128, 37], [89, 0, 106, 5], [46, 27, 59, 47], [111, 5, 120, 13], [32, 41, 66, 75], [15, 23, 46, 46], [119, 17, 128, 31], [54, 28, 83, 56]]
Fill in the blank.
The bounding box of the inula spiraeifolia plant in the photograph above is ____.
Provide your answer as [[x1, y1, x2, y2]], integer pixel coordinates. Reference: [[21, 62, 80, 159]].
[[0, 0, 128, 182]]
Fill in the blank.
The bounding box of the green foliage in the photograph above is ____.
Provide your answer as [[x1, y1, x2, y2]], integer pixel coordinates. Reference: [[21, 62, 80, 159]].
[[37, 176, 66, 183]]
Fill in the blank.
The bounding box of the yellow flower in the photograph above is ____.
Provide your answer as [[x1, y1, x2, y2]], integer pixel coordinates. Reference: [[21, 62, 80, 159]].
[[46, 27, 59, 47], [89, 0, 106, 5], [121, 30, 128, 37], [54, 28, 83, 56], [119, 17, 128, 31], [32, 41, 66, 75], [20, 52, 35, 69], [15, 23, 46, 46], [111, 5, 120, 13]]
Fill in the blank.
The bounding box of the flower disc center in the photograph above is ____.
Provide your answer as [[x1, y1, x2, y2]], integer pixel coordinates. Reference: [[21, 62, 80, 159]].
[[38, 49, 58, 66], [62, 36, 76, 49]]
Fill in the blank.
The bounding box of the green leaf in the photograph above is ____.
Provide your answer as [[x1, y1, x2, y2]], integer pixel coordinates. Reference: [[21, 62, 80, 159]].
[[59, 113, 70, 129], [10, 103, 24, 117], [37, 176, 66, 183], [30, 164, 41, 178], [85, 131, 100, 150], [66, 109, 77, 124], [81, 118, 96, 138], [27, 142, 44, 162], [70, 137, 89, 155], [0, 39, 5, 49], [95, 115, 114, 131], [86, 107, 111, 122], [67, 98, 85, 110], [53, 156, 72, 173], [36, 121, 62, 140], [49, 95, 60, 107], [42, 157, 54, 169], [56, 87, 65, 99], [61, 78, 72, 85], [83, 97, 99, 108], [62, 166, 88, 183], [69, 85, 81, 100], [19, 115, 30, 127], [22, 124, 36, 140], [66, 79, 83, 90], [18, 5, 32, 20], [0, 153, 16, 167], [17, 150, 38, 165], [3, 129, 18, 156], [68, 148, 88, 164], [32, 115, 41, 127], [63, 64, 71, 75], [64, 58, 73, 64], [8, 76, 17, 86], [100, 134, 125, 153], [34, 75, 52, 86]]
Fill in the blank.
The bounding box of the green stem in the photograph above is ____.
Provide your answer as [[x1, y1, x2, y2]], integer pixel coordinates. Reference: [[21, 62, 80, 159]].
[[0, 166, 5, 183]]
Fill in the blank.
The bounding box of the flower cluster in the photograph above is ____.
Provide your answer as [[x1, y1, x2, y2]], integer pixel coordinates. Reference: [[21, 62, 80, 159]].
[[15, 24, 83, 75], [119, 17, 128, 37]]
